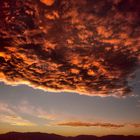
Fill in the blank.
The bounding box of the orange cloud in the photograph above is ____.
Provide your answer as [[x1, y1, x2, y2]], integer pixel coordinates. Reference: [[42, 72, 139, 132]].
[[57, 121, 125, 128], [57, 121, 140, 129], [40, 0, 55, 6], [0, 0, 139, 97], [131, 123, 140, 128]]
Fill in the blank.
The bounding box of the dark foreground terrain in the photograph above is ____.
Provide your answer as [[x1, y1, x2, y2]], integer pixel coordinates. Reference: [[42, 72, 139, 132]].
[[0, 132, 139, 140]]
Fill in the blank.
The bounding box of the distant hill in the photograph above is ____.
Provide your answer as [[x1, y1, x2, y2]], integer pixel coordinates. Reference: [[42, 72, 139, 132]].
[[0, 132, 139, 140]]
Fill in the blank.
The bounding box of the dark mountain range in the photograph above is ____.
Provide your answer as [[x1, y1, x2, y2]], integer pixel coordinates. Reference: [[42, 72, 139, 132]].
[[0, 132, 139, 140]]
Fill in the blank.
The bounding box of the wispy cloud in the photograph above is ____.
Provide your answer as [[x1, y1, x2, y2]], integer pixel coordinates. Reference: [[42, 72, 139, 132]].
[[0, 102, 15, 115], [0, 114, 35, 126], [17, 100, 56, 120], [0, 102, 36, 126], [0, 100, 56, 125]]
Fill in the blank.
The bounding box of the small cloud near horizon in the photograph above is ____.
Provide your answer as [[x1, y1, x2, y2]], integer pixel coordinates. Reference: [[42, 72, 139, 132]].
[[57, 121, 140, 128]]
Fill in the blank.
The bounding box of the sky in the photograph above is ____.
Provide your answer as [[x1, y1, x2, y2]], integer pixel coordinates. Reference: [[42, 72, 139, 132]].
[[0, 70, 140, 136], [0, 0, 140, 136]]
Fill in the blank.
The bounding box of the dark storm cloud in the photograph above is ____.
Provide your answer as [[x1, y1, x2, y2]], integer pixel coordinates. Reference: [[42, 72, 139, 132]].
[[0, 0, 140, 96]]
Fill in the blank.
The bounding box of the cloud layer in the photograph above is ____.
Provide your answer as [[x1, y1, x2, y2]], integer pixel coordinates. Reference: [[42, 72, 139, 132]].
[[0, 0, 140, 96]]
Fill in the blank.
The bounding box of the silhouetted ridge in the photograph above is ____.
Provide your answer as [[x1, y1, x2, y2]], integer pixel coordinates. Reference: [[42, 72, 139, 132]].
[[0, 132, 139, 140]]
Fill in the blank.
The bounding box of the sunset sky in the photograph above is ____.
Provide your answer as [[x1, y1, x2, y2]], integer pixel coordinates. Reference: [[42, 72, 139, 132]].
[[0, 0, 140, 137], [0, 69, 140, 136]]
